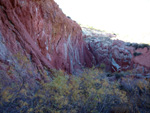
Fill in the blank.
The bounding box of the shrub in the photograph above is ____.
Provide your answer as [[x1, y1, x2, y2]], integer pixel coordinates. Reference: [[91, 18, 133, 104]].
[[100, 63, 106, 70], [133, 52, 142, 56], [114, 72, 124, 79], [119, 76, 150, 112], [129, 43, 150, 50], [32, 68, 128, 112], [0, 64, 150, 112]]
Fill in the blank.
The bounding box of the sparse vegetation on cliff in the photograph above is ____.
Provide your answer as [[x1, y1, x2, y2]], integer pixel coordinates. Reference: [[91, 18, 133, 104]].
[[127, 43, 150, 50]]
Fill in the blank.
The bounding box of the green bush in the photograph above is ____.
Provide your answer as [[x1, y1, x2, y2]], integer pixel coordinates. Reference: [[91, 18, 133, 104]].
[[31, 68, 128, 113], [0, 66, 150, 113], [133, 52, 142, 56], [100, 63, 106, 70]]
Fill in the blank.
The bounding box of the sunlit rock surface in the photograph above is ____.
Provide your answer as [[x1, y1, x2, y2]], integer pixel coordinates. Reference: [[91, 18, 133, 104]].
[[0, 0, 94, 82], [83, 27, 150, 75], [0, 0, 150, 83]]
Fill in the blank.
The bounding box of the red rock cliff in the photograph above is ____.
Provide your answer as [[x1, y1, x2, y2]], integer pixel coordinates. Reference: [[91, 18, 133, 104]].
[[83, 27, 150, 76], [0, 0, 93, 81]]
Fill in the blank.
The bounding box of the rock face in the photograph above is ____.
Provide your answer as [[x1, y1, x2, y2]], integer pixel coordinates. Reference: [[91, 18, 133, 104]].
[[83, 27, 150, 75], [0, 0, 93, 82], [0, 0, 150, 83]]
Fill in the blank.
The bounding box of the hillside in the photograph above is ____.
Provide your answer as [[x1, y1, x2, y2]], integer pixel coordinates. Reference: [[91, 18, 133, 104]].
[[0, 0, 150, 112]]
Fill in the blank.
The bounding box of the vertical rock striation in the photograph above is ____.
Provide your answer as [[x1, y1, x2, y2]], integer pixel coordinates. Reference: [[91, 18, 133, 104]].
[[0, 0, 93, 82], [0, 0, 149, 83]]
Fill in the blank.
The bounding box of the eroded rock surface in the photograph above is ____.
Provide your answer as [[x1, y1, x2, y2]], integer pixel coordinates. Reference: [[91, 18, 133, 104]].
[[0, 0, 93, 82], [0, 0, 149, 84], [83, 27, 150, 75]]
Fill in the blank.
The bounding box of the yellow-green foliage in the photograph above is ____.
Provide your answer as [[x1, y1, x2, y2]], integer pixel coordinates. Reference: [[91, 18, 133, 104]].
[[120, 77, 150, 112], [33, 68, 128, 112], [0, 67, 150, 113], [100, 63, 106, 69]]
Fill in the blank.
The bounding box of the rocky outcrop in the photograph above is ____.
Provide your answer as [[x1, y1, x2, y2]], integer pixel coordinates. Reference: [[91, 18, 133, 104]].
[[0, 0, 94, 82], [84, 27, 150, 75], [0, 0, 149, 84]]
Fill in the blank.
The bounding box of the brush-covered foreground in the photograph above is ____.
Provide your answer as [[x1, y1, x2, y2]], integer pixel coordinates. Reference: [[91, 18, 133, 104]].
[[0, 67, 150, 113]]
